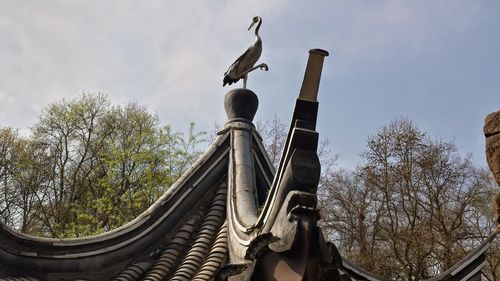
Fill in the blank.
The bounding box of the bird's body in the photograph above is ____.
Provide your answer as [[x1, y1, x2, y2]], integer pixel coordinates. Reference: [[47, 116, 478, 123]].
[[223, 40, 262, 86], [223, 16, 267, 87]]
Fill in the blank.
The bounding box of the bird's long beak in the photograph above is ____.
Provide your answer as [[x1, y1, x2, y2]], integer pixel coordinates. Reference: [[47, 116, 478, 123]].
[[248, 21, 256, 31]]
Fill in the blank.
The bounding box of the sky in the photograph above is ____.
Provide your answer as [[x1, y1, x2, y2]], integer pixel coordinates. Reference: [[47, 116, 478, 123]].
[[0, 1, 499, 170]]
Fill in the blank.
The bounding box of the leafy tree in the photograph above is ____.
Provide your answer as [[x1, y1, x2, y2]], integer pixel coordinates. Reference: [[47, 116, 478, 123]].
[[0, 128, 24, 226], [0, 93, 205, 238]]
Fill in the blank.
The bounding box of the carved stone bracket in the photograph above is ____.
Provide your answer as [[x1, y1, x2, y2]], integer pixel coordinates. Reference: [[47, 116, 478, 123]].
[[484, 110, 500, 226]]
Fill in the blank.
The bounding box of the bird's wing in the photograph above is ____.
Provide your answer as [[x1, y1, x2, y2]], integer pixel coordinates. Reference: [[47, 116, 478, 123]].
[[224, 46, 253, 79]]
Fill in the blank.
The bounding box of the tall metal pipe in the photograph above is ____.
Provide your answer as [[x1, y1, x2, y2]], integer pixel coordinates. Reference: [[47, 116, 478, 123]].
[[298, 49, 329, 102]]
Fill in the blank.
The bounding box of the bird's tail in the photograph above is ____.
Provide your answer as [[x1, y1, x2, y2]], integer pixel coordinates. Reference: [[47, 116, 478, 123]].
[[223, 74, 239, 86]]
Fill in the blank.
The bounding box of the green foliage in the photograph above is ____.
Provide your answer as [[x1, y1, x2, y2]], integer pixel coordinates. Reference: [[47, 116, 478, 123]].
[[0, 93, 205, 238]]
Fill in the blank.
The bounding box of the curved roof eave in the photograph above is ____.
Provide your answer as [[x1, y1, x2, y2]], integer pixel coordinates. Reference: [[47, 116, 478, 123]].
[[0, 131, 231, 265]]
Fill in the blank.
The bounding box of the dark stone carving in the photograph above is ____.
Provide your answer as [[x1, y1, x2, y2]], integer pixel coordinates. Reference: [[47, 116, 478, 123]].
[[224, 89, 259, 122], [221, 49, 343, 281]]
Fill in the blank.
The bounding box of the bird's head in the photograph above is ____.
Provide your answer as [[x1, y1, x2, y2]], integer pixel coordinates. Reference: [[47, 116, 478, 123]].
[[248, 16, 261, 31]]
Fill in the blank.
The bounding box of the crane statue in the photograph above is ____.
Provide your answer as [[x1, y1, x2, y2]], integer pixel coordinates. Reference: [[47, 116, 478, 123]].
[[223, 16, 269, 89]]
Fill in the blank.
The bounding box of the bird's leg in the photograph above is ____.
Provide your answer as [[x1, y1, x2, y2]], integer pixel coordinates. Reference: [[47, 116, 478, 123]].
[[242, 63, 269, 77], [243, 74, 248, 89], [255, 63, 269, 72], [240, 63, 267, 88]]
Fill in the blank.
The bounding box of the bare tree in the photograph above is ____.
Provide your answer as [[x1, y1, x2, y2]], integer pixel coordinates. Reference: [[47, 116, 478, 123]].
[[320, 118, 498, 280], [256, 115, 287, 168]]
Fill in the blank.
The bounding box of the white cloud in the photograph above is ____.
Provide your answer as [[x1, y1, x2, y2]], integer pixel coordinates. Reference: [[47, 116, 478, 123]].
[[0, 0, 292, 130], [0, 1, 498, 169]]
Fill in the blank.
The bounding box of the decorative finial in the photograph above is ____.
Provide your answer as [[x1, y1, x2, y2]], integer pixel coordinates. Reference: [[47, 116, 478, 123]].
[[224, 88, 259, 122], [299, 49, 329, 102], [223, 16, 269, 89]]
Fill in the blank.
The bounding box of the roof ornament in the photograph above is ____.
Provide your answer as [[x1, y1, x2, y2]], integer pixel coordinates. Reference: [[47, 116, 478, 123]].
[[223, 16, 269, 89], [299, 49, 329, 102]]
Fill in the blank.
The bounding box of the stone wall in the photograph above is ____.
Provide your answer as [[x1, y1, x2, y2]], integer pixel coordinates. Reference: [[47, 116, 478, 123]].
[[484, 110, 500, 225]]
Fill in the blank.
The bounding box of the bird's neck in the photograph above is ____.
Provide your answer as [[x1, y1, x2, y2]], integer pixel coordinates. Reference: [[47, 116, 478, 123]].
[[254, 18, 262, 39], [254, 33, 261, 44]]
